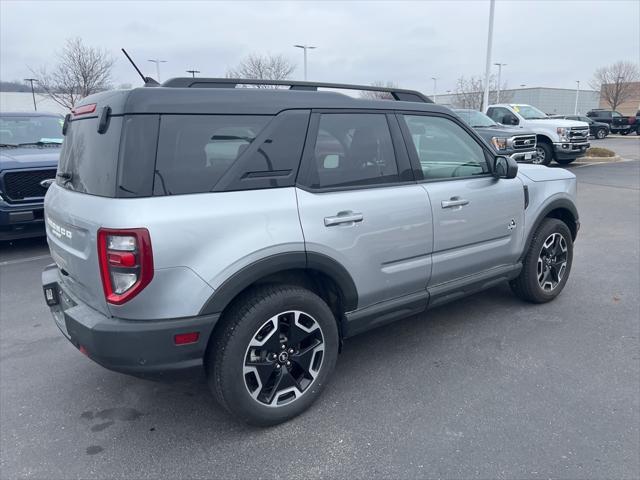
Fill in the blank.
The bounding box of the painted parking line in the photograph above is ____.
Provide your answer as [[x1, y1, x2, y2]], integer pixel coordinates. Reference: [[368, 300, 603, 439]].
[[0, 254, 51, 267]]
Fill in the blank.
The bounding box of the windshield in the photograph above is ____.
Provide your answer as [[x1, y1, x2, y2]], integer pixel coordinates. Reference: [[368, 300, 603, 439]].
[[454, 109, 497, 127], [511, 105, 547, 120], [0, 115, 64, 146]]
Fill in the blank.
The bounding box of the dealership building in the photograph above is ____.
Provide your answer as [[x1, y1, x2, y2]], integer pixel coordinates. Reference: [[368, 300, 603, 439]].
[[435, 87, 601, 115]]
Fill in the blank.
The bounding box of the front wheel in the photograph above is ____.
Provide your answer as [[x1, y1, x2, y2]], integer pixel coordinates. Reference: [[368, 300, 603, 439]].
[[510, 218, 573, 303], [534, 143, 553, 166], [207, 285, 339, 426], [556, 157, 576, 165], [595, 128, 607, 139]]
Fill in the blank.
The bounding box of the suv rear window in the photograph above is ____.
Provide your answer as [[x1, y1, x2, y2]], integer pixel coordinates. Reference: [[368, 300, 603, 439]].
[[57, 116, 122, 196], [153, 115, 271, 195]]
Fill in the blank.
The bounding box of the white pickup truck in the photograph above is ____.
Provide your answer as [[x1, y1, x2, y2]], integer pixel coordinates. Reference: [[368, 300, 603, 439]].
[[485, 104, 590, 166]]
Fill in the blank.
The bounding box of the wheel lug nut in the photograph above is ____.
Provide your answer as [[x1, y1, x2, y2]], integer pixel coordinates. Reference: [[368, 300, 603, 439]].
[[276, 364, 281, 369], [286, 361, 291, 366], [288, 348, 294, 354], [281, 344, 286, 350]]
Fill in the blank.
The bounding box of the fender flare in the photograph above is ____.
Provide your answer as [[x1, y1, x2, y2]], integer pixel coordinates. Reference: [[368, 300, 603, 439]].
[[199, 252, 358, 315], [520, 197, 579, 262]]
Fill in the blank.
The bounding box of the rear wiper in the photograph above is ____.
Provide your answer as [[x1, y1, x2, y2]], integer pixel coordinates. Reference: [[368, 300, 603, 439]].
[[17, 141, 63, 147], [56, 172, 73, 187]]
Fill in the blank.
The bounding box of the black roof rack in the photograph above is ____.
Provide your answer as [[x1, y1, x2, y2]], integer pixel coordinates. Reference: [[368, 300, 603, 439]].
[[161, 78, 433, 104]]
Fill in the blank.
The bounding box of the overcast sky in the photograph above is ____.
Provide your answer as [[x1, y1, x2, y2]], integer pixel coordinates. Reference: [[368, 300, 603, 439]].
[[1, 0, 638, 94]]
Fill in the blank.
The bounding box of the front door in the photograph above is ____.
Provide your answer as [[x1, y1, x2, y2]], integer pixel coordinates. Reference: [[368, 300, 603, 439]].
[[398, 113, 524, 287]]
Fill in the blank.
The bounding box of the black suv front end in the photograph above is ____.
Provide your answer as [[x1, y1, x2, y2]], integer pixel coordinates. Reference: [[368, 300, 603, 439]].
[[0, 113, 62, 241]]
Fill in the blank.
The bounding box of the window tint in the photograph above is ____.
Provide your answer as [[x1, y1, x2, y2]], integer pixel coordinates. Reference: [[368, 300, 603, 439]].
[[612, 111, 621, 117], [487, 107, 510, 123], [214, 110, 309, 191], [402, 115, 489, 180], [304, 113, 399, 189], [154, 115, 271, 195], [57, 116, 122, 196]]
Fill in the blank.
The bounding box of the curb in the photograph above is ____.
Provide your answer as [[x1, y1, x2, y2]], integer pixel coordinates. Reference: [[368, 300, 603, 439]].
[[576, 155, 622, 163]]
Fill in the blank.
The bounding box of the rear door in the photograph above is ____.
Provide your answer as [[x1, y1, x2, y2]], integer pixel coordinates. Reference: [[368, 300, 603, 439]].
[[398, 113, 524, 287], [296, 111, 433, 310]]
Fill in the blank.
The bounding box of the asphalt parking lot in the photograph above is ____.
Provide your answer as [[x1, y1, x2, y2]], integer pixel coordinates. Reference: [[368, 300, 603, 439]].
[[1, 142, 639, 479]]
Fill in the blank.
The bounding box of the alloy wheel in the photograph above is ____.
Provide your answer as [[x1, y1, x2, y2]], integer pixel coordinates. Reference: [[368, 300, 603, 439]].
[[243, 311, 324, 407], [596, 129, 606, 139], [533, 146, 546, 164], [537, 232, 568, 292]]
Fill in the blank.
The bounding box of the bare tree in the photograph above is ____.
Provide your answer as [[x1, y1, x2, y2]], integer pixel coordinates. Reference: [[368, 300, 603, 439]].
[[31, 38, 114, 110], [359, 81, 398, 99], [590, 61, 640, 110], [452, 74, 512, 109], [226, 53, 295, 87]]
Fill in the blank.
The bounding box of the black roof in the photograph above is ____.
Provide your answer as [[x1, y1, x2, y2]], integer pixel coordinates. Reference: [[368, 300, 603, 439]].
[[77, 79, 451, 116]]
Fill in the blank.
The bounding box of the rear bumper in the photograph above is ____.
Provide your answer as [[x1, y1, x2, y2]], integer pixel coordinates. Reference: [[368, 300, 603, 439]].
[[553, 141, 590, 159], [42, 264, 219, 378], [0, 201, 45, 241]]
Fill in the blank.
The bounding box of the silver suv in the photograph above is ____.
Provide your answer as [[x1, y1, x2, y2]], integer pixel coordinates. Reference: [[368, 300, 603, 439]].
[[42, 79, 579, 426]]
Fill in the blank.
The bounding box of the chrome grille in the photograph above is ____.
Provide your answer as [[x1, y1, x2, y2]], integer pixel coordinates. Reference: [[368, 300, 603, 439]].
[[512, 135, 536, 150], [569, 127, 589, 142]]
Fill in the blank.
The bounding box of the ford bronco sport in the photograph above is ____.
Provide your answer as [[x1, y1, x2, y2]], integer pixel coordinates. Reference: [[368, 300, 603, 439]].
[[42, 79, 579, 426]]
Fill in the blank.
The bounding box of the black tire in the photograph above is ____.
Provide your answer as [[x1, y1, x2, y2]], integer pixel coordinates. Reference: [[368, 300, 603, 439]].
[[595, 128, 607, 139], [534, 142, 553, 166], [207, 284, 339, 426], [510, 218, 573, 303], [620, 129, 629, 135]]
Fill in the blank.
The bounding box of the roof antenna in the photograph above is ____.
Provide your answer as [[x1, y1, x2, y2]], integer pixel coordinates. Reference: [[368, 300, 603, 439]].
[[121, 48, 160, 86]]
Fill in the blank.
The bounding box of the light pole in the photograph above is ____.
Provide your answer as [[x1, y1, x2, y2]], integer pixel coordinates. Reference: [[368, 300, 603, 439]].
[[148, 59, 167, 82], [24, 78, 37, 111], [494, 63, 506, 103], [574, 80, 580, 115], [186, 69, 200, 78], [482, 0, 496, 111], [431, 77, 438, 103], [293, 45, 317, 81]]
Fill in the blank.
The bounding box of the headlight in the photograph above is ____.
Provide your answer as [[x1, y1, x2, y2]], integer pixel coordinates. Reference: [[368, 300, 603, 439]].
[[491, 137, 508, 151], [557, 127, 570, 142]]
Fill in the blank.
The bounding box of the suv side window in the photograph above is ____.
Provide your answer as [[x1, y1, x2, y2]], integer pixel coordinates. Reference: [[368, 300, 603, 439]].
[[301, 113, 400, 189], [612, 111, 622, 117], [153, 115, 271, 195], [401, 115, 489, 180]]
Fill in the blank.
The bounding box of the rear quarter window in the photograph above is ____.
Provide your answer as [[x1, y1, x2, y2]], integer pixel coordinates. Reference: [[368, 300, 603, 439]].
[[153, 115, 271, 195]]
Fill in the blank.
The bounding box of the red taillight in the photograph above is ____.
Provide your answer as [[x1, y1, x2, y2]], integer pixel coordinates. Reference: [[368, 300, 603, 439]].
[[98, 228, 153, 305], [71, 103, 97, 116], [174, 332, 200, 345]]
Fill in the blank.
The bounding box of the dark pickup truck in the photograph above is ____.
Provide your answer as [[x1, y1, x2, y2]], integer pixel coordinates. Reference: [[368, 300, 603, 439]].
[[0, 112, 62, 241], [586, 109, 638, 135], [453, 108, 538, 163]]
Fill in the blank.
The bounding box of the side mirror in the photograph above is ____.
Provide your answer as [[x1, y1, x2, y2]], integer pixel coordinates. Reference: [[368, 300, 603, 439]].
[[493, 156, 518, 179]]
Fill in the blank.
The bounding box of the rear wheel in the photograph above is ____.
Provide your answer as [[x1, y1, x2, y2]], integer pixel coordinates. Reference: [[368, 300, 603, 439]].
[[534, 142, 553, 166], [207, 285, 339, 426], [556, 157, 576, 165], [595, 128, 607, 139], [510, 218, 573, 303]]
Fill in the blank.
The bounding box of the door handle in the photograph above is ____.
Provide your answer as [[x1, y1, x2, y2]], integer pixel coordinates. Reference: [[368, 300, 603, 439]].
[[441, 197, 469, 209], [324, 211, 364, 226]]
